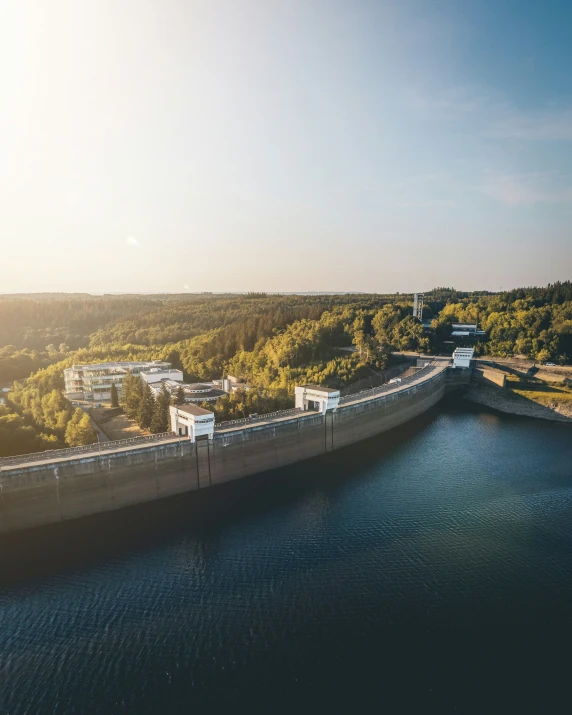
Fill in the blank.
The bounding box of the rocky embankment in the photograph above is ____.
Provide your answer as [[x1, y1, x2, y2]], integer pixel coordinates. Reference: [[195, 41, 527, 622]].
[[464, 384, 572, 423]]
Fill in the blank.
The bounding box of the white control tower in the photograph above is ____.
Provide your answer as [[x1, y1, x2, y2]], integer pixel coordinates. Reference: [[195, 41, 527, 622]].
[[413, 293, 424, 321]]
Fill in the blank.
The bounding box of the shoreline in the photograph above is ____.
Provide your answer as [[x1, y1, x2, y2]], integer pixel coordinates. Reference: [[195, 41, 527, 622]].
[[463, 384, 572, 423]]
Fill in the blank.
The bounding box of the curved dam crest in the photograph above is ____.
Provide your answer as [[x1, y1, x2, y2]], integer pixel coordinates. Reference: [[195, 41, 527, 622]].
[[0, 364, 453, 534]]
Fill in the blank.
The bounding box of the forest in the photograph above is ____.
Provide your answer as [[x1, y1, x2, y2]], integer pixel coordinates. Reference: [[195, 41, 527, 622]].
[[0, 283, 570, 457]]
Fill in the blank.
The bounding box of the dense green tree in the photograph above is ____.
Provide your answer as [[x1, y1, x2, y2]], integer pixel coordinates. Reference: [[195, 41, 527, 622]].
[[121, 373, 143, 419], [173, 385, 186, 405], [390, 317, 428, 352], [151, 384, 171, 433], [137, 383, 155, 430], [40, 389, 71, 430], [0, 403, 58, 456], [65, 408, 97, 446], [110, 382, 119, 408]]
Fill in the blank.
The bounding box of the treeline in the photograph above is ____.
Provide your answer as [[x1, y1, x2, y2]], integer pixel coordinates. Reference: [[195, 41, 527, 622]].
[[0, 295, 157, 351], [87, 294, 381, 348], [0, 345, 74, 384], [501, 281, 572, 306]]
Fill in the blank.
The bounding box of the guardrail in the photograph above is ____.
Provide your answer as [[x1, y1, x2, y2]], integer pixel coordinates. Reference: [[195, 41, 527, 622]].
[[0, 432, 179, 467], [215, 407, 312, 431], [338, 362, 440, 405]]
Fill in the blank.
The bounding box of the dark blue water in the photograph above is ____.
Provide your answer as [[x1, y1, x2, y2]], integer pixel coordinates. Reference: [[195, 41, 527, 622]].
[[1, 399, 572, 714]]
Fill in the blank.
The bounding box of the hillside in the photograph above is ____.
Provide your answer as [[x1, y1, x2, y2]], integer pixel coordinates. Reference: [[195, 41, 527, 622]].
[[1, 284, 571, 457]]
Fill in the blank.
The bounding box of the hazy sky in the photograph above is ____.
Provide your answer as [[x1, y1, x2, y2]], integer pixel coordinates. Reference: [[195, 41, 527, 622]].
[[1, 0, 571, 294]]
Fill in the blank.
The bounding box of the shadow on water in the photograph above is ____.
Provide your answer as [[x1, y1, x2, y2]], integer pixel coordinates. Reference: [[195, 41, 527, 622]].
[[0, 403, 443, 587]]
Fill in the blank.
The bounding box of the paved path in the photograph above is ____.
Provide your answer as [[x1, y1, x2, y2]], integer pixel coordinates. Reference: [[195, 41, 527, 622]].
[[340, 362, 448, 408]]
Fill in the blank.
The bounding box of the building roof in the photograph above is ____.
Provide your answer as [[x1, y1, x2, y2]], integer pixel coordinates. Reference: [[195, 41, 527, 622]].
[[298, 384, 340, 394], [186, 383, 213, 392], [186, 389, 226, 400], [149, 381, 226, 401], [66, 360, 171, 372], [148, 378, 182, 391], [174, 404, 214, 417]]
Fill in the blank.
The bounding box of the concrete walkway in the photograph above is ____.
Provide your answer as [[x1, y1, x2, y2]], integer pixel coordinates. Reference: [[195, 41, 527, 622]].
[[340, 362, 448, 408]]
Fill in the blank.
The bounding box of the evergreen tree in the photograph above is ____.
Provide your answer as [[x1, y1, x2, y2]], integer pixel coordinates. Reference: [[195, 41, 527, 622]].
[[120, 373, 133, 413], [137, 382, 155, 430], [110, 382, 119, 408], [65, 408, 97, 446], [121, 373, 142, 419], [174, 385, 186, 405], [151, 384, 171, 433]]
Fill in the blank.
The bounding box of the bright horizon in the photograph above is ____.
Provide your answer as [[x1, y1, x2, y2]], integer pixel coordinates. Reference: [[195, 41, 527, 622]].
[[2, 0, 571, 294]]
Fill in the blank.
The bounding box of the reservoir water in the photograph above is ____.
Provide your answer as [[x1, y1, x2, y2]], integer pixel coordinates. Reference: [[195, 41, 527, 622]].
[[1, 398, 571, 714]]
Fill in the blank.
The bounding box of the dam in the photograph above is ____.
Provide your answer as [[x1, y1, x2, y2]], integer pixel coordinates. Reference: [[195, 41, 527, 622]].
[[0, 361, 456, 534]]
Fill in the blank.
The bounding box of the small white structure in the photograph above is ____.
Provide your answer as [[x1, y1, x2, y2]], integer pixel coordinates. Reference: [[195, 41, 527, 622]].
[[295, 385, 340, 414], [141, 369, 184, 385], [169, 404, 215, 442], [451, 324, 487, 337], [213, 376, 250, 393], [452, 347, 475, 369]]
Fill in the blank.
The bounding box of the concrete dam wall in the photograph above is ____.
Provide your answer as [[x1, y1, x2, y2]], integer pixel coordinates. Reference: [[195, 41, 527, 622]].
[[0, 366, 448, 534]]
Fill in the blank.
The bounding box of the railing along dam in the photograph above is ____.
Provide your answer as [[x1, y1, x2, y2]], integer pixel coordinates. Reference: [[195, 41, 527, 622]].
[[0, 363, 449, 534]]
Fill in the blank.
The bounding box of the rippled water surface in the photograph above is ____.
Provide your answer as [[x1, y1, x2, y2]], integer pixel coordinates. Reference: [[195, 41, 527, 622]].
[[1, 399, 572, 714]]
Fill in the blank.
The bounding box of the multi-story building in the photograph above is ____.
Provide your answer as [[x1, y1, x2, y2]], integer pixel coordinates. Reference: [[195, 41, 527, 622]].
[[63, 361, 179, 401]]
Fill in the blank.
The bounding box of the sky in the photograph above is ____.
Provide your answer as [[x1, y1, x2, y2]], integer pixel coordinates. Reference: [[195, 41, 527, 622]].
[[1, 0, 571, 294]]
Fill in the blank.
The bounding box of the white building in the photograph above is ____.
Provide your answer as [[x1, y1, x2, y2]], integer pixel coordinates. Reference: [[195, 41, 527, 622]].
[[64, 360, 174, 401], [141, 368, 184, 385], [452, 347, 475, 368], [295, 385, 340, 414], [169, 404, 215, 441]]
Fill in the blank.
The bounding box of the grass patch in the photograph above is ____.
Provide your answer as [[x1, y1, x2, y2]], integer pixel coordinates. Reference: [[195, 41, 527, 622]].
[[506, 375, 572, 405]]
